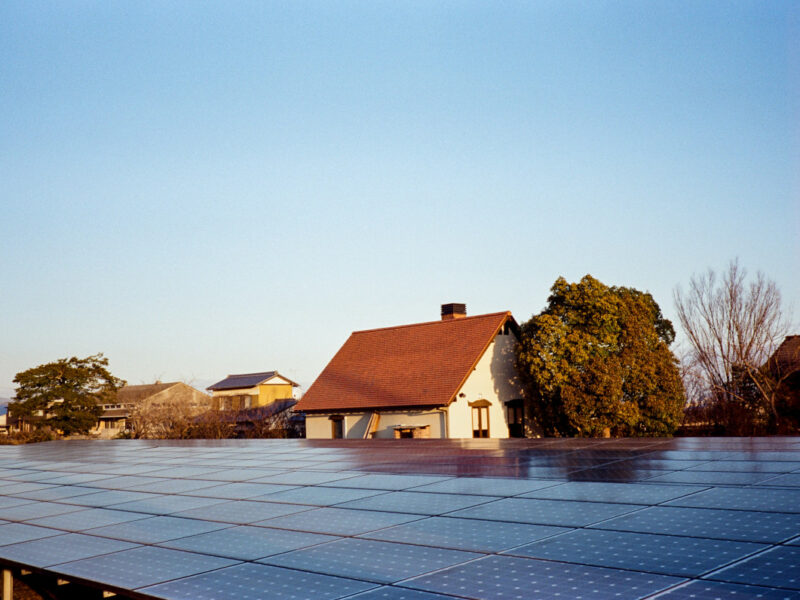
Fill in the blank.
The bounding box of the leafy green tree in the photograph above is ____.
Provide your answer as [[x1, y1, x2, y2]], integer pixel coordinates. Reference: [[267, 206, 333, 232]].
[[516, 275, 684, 437], [11, 354, 125, 436]]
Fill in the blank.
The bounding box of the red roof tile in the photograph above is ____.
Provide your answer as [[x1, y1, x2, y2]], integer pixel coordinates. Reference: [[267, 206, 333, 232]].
[[769, 335, 800, 376], [296, 311, 513, 412]]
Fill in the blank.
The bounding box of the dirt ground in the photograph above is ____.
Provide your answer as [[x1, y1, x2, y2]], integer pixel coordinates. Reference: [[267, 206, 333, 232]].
[[8, 579, 43, 600]]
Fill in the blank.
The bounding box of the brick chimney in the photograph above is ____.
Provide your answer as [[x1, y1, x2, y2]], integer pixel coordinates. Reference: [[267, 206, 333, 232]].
[[441, 303, 467, 320]]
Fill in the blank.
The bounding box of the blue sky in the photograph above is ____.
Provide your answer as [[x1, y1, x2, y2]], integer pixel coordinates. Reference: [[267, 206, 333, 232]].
[[1, 1, 798, 398]]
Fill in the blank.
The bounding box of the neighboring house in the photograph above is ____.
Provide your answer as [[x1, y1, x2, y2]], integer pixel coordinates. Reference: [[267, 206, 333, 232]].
[[296, 303, 526, 439], [768, 335, 800, 382], [767, 335, 800, 426], [0, 405, 8, 435], [93, 382, 211, 439], [207, 372, 299, 411]]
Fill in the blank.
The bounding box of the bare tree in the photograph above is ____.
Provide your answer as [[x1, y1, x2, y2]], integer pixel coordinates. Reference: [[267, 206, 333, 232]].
[[674, 260, 791, 433]]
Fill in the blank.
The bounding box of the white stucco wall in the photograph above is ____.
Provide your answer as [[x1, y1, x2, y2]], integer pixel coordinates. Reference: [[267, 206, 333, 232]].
[[305, 414, 335, 438], [447, 330, 522, 439], [366, 410, 444, 439], [305, 410, 444, 439]]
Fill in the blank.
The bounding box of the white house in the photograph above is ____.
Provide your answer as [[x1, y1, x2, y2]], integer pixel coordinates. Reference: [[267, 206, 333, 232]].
[[296, 303, 526, 439]]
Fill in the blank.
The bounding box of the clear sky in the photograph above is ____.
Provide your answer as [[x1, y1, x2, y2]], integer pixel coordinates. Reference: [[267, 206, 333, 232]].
[[1, 1, 798, 399]]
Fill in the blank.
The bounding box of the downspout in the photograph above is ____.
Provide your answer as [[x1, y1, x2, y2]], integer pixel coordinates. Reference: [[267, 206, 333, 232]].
[[439, 405, 450, 439]]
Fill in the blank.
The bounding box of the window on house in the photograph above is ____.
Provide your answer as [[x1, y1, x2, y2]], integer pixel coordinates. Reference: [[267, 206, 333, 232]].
[[330, 416, 344, 439], [472, 406, 489, 438]]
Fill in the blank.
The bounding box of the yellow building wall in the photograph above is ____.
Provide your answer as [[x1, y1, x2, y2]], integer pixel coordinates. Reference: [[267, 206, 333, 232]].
[[256, 383, 294, 407]]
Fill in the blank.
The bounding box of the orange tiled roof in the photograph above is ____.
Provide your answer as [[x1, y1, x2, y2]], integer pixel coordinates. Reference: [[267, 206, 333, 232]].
[[296, 311, 513, 412]]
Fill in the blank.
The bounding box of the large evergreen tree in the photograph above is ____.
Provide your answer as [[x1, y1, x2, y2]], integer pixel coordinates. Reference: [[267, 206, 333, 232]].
[[12, 354, 125, 436], [516, 275, 684, 437]]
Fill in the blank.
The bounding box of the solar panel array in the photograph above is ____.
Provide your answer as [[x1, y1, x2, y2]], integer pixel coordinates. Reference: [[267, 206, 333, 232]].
[[0, 437, 798, 600]]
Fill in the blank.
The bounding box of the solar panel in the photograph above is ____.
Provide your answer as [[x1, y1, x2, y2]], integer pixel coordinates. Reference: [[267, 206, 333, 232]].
[[256, 507, 425, 536], [665, 487, 800, 513], [403, 554, 682, 600], [3, 470, 69, 482], [761, 473, 800, 487], [520, 481, 707, 505], [153, 466, 230, 477], [141, 562, 377, 600], [39, 473, 115, 485], [159, 524, 337, 560], [51, 545, 239, 590], [506, 528, 766, 577], [0, 496, 35, 510], [706, 546, 800, 590], [108, 494, 226, 515], [91, 463, 171, 475], [0, 481, 57, 495], [409, 477, 558, 497], [2, 437, 800, 599], [11, 485, 98, 501], [347, 587, 464, 600], [686, 460, 800, 473], [59, 489, 158, 507], [567, 467, 675, 482], [87, 515, 230, 543], [198, 468, 299, 481], [180, 482, 300, 499], [261, 537, 480, 584], [122, 478, 224, 494], [336, 491, 502, 516], [1, 500, 85, 521], [252, 470, 365, 486], [170, 498, 306, 523], [0, 522, 65, 546], [28, 507, 150, 531], [360, 516, 570, 553], [646, 471, 777, 485], [447, 497, 640, 527], [319, 474, 452, 491], [0, 533, 137, 567], [592, 506, 800, 543], [263, 485, 387, 507], [653, 580, 800, 599], [85, 475, 167, 490]]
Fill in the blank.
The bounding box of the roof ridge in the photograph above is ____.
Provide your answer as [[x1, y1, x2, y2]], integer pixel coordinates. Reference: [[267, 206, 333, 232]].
[[224, 371, 277, 377], [122, 382, 178, 388], [352, 311, 511, 335]]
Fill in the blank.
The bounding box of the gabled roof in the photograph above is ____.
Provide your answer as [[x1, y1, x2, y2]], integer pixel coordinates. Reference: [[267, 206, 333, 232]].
[[207, 371, 299, 391], [768, 335, 800, 376], [296, 311, 514, 412], [117, 383, 178, 404]]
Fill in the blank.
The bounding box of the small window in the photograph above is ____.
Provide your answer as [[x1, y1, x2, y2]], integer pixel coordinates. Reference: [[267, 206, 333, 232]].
[[330, 416, 344, 439]]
